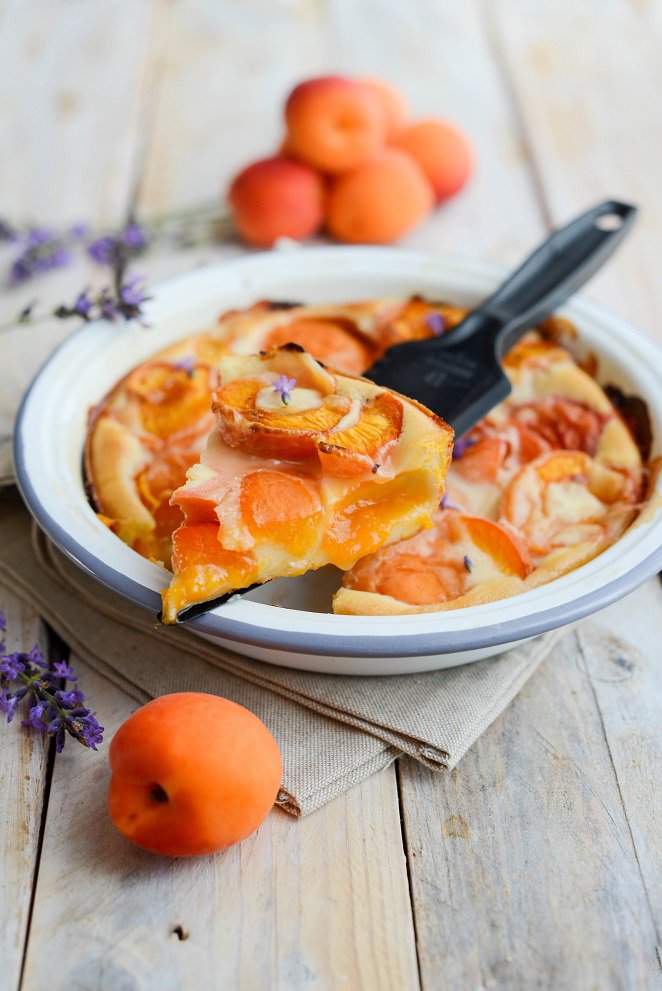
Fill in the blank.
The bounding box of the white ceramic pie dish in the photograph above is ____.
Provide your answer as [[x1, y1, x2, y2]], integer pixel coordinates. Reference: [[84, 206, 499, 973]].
[[14, 247, 662, 675]]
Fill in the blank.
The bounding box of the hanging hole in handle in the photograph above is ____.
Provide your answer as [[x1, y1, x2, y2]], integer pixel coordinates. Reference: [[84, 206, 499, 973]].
[[595, 212, 625, 231]]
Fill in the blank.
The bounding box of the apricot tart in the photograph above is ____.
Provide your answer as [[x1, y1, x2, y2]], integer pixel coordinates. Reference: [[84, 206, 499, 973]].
[[85, 295, 462, 566], [159, 345, 452, 623], [334, 330, 648, 615]]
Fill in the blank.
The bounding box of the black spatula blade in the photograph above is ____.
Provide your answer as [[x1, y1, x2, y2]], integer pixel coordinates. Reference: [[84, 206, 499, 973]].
[[365, 199, 637, 436], [364, 319, 512, 436]]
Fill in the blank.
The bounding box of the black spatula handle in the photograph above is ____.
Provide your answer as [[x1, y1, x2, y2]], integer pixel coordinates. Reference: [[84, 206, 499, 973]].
[[442, 200, 637, 354]]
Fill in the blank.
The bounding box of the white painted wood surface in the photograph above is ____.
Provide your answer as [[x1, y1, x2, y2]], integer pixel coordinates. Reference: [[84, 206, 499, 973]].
[[1, 1, 661, 989]]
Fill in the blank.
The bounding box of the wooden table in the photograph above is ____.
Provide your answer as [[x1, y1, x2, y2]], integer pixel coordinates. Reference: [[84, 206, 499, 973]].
[[2, 3, 661, 988]]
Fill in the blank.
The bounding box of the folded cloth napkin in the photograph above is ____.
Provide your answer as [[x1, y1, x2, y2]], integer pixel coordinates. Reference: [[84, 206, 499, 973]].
[[0, 489, 564, 815]]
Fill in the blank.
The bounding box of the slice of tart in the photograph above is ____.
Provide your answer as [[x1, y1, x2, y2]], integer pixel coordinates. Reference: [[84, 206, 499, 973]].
[[86, 296, 463, 566], [160, 344, 453, 623]]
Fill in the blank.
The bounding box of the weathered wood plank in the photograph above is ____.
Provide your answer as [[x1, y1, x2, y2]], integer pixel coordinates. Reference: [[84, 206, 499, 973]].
[[0, 0, 164, 481], [0, 589, 50, 991], [486, 0, 662, 338], [399, 609, 661, 990], [578, 580, 662, 965], [318, 0, 545, 263], [21, 657, 420, 991], [137, 0, 543, 265]]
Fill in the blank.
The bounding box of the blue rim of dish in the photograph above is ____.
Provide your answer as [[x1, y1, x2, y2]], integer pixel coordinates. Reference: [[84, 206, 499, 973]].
[[14, 389, 662, 657]]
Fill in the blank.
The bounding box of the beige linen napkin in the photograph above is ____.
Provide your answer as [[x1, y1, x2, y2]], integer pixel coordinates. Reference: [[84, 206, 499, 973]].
[[0, 489, 563, 815]]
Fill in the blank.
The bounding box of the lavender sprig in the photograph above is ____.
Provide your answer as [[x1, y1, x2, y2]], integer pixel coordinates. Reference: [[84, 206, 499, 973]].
[[2, 202, 233, 291], [0, 275, 151, 335], [0, 611, 103, 752]]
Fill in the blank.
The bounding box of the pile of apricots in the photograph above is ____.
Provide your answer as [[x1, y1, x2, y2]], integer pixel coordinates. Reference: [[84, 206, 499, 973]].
[[227, 75, 474, 247]]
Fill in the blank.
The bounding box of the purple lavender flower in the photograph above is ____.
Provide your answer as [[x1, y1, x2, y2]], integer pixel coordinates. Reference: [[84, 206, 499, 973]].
[[73, 290, 93, 319], [273, 374, 297, 405], [0, 614, 103, 751], [0, 610, 6, 632], [10, 256, 34, 285], [25, 644, 47, 669], [122, 221, 148, 250], [69, 222, 89, 239], [9, 230, 72, 285], [87, 235, 118, 266], [54, 688, 85, 707], [0, 691, 19, 723], [66, 711, 104, 750], [98, 290, 119, 321], [0, 653, 26, 679], [52, 659, 77, 681], [22, 701, 49, 731], [119, 275, 150, 309], [440, 492, 461, 511], [452, 437, 477, 460], [25, 227, 55, 248], [425, 312, 446, 337], [173, 356, 196, 376]]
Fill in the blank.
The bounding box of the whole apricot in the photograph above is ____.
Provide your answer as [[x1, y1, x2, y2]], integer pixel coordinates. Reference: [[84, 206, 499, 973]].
[[108, 693, 283, 857], [284, 75, 386, 174], [392, 118, 474, 202], [325, 147, 434, 244], [360, 77, 408, 139], [228, 156, 325, 247]]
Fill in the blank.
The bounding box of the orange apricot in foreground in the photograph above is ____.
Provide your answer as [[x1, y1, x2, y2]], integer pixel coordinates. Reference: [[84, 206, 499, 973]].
[[392, 118, 474, 202], [228, 156, 325, 247], [108, 693, 283, 857], [325, 147, 434, 244], [360, 76, 408, 138], [284, 75, 386, 173]]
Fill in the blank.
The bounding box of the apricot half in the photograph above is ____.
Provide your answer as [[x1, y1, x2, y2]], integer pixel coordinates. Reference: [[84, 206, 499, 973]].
[[108, 693, 283, 857]]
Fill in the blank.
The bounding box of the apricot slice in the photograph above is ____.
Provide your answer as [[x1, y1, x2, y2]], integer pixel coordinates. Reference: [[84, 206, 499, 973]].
[[342, 509, 530, 605], [452, 436, 507, 484], [500, 450, 638, 558], [127, 362, 217, 439], [212, 347, 405, 475], [509, 397, 609, 456], [262, 317, 375, 375], [317, 392, 403, 477], [240, 470, 323, 555], [161, 523, 256, 623]]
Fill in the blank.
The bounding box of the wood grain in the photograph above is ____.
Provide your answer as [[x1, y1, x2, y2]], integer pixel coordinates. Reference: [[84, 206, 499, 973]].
[[0, 591, 50, 991], [579, 581, 662, 968], [399, 619, 661, 989], [136, 0, 544, 265], [0, 0, 164, 482], [20, 658, 420, 991], [487, 0, 662, 338]]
